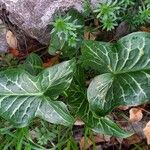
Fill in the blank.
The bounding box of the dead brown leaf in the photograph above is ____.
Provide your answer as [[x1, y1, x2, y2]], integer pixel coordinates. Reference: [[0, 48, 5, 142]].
[[9, 48, 19, 57], [123, 134, 141, 145], [118, 105, 129, 110], [94, 19, 99, 27], [84, 27, 96, 40], [89, 33, 96, 40], [6, 30, 18, 49], [143, 121, 150, 145], [140, 26, 150, 32], [43, 55, 59, 68], [74, 118, 85, 126], [80, 137, 92, 150], [79, 135, 106, 150], [129, 108, 143, 122], [84, 30, 90, 40]]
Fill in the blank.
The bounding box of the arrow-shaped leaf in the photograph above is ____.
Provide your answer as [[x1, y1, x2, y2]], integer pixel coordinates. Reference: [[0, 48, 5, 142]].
[[22, 53, 43, 76], [66, 67, 131, 137], [0, 60, 75, 127], [86, 111, 132, 138], [81, 32, 150, 116]]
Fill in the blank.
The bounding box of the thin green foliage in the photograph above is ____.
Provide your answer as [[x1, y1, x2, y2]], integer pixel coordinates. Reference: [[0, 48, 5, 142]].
[[83, 0, 150, 31]]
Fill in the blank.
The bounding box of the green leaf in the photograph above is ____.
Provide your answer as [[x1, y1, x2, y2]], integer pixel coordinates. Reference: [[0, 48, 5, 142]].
[[67, 9, 84, 31], [66, 67, 131, 137], [49, 9, 84, 56], [0, 60, 75, 127], [48, 33, 66, 55], [23, 53, 43, 75], [66, 67, 87, 116], [85, 112, 132, 138], [81, 32, 150, 116]]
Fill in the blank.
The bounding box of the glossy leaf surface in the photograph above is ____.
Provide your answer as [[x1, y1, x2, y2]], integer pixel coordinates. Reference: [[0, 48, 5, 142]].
[[81, 32, 150, 116], [0, 60, 75, 127], [66, 67, 131, 137]]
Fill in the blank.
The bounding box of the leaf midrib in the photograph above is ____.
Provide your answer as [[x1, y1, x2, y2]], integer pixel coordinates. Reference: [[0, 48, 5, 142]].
[[112, 68, 150, 75], [0, 92, 44, 96]]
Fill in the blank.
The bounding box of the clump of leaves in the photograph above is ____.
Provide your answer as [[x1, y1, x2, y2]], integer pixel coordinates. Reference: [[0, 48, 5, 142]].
[[51, 15, 82, 47], [81, 32, 150, 116], [93, 0, 120, 30], [133, 0, 150, 26], [0, 53, 18, 69], [86, 0, 135, 31], [34, 122, 58, 146], [84, 0, 150, 31], [48, 9, 84, 57], [0, 56, 75, 127], [83, 0, 93, 17], [65, 66, 132, 138]]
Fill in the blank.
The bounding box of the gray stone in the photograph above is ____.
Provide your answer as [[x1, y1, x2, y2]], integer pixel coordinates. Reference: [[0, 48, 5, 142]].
[[0, 0, 82, 45], [0, 0, 101, 45], [0, 20, 8, 53]]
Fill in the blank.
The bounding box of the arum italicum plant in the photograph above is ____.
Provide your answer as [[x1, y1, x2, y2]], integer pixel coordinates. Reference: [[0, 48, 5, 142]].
[[0, 53, 132, 138], [1, 31, 150, 139], [81, 32, 150, 117], [0, 59, 76, 127]]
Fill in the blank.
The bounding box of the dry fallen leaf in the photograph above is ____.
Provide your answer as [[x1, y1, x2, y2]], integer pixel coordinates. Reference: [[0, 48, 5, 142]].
[[43, 55, 59, 68], [129, 108, 143, 122], [74, 118, 85, 126], [94, 19, 99, 27], [80, 137, 92, 150], [118, 105, 129, 110], [140, 26, 150, 32], [143, 121, 150, 145], [6, 30, 18, 49], [123, 134, 141, 145], [89, 33, 96, 40], [84, 27, 96, 40], [79, 135, 106, 150], [9, 48, 19, 57], [84, 30, 90, 40]]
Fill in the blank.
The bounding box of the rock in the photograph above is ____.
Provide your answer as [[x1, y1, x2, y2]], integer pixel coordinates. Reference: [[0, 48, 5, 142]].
[[0, 0, 83, 45], [0, 20, 8, 53], [0, 0, 101, 45]]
